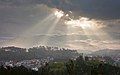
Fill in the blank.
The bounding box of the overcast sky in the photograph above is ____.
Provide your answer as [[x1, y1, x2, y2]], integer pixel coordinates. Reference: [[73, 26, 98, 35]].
[[0, 0, 120, 51]]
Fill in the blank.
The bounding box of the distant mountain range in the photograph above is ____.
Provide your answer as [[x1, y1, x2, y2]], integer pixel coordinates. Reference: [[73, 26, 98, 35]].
[[0, 46, 120, 62], [91, 49, 120, 59]]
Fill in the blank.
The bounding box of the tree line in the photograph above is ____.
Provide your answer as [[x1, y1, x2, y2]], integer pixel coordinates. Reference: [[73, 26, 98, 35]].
[[0, 46, 79, 61]]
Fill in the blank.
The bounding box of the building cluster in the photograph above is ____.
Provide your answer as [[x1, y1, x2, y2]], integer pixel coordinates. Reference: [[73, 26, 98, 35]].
[[0, 57, 53, 71]]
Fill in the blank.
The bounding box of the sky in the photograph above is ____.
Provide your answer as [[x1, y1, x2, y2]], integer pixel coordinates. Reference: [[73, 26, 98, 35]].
[[0, 0, 120, 51]]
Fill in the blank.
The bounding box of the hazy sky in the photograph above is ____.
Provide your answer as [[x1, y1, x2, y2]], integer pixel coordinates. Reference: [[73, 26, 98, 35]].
[[0, 0, 120, 51]]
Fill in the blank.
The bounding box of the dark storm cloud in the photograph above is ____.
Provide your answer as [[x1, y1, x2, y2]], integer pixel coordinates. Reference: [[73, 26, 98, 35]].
[[45, 0, 120, 19], [0, 0, 120, 19]]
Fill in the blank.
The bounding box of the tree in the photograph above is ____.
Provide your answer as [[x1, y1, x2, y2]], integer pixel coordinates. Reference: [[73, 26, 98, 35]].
[[66, 59, 75, 75]]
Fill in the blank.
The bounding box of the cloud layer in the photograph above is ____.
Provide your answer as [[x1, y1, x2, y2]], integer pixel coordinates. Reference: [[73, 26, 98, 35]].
[[0, 0, 120, 51], [0, 0, 120, 19]]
